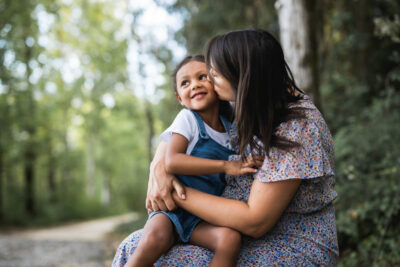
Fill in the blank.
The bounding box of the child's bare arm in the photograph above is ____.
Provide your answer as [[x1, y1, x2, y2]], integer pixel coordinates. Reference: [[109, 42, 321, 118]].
[[165, 133, 262, 176]]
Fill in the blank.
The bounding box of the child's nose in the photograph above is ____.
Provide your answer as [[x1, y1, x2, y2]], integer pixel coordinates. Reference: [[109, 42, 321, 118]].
[[191, 80, 201, 90]]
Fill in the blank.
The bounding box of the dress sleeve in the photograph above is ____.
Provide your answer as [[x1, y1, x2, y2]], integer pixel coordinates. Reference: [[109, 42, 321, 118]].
[[160, 109, 197, 143], [254, 117, 335, 183]]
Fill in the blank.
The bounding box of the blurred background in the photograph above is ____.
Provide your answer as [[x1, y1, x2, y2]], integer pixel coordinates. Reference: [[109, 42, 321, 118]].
[[0, 0, 399, 266]]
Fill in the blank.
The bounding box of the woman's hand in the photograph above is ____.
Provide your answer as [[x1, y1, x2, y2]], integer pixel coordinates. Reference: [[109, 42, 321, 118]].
[[223, 156, 264, 176], [145, 142, 186, 213]]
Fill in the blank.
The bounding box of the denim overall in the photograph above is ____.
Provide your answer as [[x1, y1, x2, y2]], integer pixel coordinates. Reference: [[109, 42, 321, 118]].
[[150, 111, 234, 242]]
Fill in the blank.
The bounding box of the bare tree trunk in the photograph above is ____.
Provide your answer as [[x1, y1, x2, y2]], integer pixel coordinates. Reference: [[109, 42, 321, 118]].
[[47, 136, 56, 202], [86, 134, 96, 197], [0, 60, 7, 222], [354, 0, 368, 84], [275, 0, 323, 111], [23, 30, 36, 216], [0, 147, 3, 220], [250, 0, 262, 28], [101, 169, 110, 205], [144, 100, 154, 166], [24, 148, 35, 215], [305, 0, 322, 113]]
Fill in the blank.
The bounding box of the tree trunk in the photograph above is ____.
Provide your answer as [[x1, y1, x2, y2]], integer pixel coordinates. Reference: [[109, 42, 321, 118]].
[[275, 0, 323, 111], [145, 100, 154, 166], [354, 0, 369, 84], [251, 0, 262, 28], [86, 134, 96, 197], [101, 169, 110, 205], [305, 0, 322, 113], [47, 137, 56, 202], [24, 148, 35, 215], [0, 147, 3, 220], [23, 31, 36, 216]]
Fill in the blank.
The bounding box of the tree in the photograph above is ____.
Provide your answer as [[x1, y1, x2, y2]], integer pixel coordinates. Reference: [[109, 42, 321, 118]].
[[0, 0, 149, 224], [275, 0, 322, 111]]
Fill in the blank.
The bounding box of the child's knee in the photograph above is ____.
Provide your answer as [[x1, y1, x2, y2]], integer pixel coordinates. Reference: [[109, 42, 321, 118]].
[[141, 227, 174, 250], [215, 228, 242, 251]]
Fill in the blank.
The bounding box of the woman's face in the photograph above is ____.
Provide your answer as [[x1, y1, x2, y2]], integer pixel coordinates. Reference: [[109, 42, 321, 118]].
[[209, 66, 235, 101]]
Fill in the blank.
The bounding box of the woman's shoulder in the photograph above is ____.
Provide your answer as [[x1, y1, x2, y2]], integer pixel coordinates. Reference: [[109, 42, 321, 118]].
[[289, 94, 319, 117], [278, 95, 330, 140], [254, 95, 335, 183], [278, 95, 334, 158]]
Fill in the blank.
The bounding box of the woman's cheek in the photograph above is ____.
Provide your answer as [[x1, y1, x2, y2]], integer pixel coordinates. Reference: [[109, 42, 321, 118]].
[[218, 91, 233, 101], [217, 85, 234, 101], [214, 85, 226, 99]]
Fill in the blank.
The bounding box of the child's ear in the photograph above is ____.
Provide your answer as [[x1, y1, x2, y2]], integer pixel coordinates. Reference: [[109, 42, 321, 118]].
[[175, 93, 184, 106]]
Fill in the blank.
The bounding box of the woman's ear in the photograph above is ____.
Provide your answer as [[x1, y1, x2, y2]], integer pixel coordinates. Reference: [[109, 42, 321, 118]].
[[175, 93, 184, 106]]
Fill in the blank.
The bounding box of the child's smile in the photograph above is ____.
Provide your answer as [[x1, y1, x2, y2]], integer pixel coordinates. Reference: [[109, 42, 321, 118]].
[[191, 91, 207, 99]]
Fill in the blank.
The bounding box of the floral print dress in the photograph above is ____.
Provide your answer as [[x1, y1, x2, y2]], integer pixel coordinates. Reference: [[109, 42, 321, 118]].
[[112, 95, 339, 266]]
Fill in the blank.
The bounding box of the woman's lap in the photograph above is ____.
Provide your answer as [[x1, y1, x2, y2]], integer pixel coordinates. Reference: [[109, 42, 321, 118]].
[[112, 229, 212, 267], [112, 229, 332, 266]]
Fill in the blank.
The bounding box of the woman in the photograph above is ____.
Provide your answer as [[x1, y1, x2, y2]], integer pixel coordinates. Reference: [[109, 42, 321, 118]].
[[113, 29, 338, 266]]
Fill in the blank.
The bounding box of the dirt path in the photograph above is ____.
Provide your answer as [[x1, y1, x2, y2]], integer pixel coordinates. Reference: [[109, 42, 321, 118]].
[[0, 213, 139, 267]]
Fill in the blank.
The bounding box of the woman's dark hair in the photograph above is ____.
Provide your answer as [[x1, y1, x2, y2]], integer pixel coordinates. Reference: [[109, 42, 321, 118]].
[[205, 29, 305, 158], [172, 55, 233, 120]]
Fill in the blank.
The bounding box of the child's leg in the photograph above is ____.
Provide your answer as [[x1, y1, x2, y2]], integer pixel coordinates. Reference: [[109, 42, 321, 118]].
[[190, 222, 242, 267], [125, 213, 176, 267]]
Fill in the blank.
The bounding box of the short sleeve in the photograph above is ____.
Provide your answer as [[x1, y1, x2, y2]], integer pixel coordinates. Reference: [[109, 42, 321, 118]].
[[254, 117, 335, 183], [160, 109, 197, 143]]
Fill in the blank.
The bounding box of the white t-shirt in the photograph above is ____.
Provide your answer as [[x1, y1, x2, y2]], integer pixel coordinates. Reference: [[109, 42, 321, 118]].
[[160, 109, 231, 155]]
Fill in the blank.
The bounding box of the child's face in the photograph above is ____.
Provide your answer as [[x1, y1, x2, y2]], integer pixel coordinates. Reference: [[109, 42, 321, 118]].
[[175, 61, 218, 111]]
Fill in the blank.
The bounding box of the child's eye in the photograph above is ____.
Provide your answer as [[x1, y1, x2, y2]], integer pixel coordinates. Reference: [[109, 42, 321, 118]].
[[181, 80, 189, 87]]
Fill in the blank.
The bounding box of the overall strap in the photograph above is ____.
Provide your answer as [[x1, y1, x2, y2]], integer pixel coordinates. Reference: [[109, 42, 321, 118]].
[[190, 110, 209, 139], [219, 115, 231, 133], [220, 115, 233, 147]]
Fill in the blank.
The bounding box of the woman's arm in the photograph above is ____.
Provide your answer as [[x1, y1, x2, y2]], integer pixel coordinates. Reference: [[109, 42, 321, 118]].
[[165, 133, 261, 176], [146, 141, 186, 212], [173, 178, 301, 238]]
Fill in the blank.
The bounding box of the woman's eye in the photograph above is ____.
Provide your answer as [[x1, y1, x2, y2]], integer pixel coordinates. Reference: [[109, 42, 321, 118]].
[[199, 74, 207, 80]]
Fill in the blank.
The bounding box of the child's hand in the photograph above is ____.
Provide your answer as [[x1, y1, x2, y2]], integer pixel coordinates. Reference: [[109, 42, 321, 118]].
[[224, 156, 264, 176]]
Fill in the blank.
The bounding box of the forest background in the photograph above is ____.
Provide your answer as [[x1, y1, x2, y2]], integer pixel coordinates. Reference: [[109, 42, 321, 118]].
[[0, 0, 399, 265]]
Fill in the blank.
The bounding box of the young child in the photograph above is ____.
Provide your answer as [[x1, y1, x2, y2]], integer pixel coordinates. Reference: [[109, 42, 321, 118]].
[[125, 55, 260, 267]]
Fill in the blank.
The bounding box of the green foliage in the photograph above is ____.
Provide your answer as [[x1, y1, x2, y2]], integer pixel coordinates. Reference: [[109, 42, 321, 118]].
[[0, 0, 159, 226], [319, 1, 400, 264], [335, 88, 400, 266]]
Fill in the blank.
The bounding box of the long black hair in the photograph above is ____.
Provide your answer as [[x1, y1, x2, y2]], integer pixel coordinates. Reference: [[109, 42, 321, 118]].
[[172, 55, 233, 120], [205, 29, 305, 158]]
